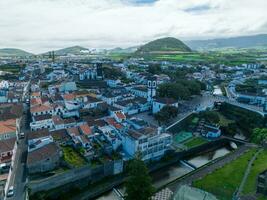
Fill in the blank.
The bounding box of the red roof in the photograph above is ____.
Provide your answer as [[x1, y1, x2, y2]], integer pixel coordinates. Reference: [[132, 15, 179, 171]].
[[79, 124, 92, 135], [106, 118, 123, 129], [63, 93, 75, 101], [67, 127, 80, 136], [116, 112, 126, 120]]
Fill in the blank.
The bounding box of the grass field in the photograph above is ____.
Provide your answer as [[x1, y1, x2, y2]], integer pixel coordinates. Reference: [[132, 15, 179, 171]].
[[62, 146, 87, 167], [193, 148, 257, 200], [242, 149, 267, 195], [183, 137, 208, 148], [173, 131, 193, 144]]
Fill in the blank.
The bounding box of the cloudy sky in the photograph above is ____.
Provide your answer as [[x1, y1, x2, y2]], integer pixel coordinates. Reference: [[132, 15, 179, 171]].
[[0, 0, 267, 53]]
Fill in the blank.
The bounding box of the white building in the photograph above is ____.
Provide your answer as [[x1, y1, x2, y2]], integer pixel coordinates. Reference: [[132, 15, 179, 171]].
[[122, 127, 172, 161], [152, 97, 179, 114]]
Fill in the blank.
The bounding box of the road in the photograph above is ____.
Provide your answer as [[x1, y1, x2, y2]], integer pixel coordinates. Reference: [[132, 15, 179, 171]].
[[5, 78, 31, 200]]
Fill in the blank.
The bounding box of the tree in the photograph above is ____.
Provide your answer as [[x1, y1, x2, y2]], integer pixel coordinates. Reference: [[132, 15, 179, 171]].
[[251, 128, 267, 144], [125, 156, 155, 200], [199, 111, 220, 124], [154, 105, 179, 124], [147, 64, 162, 74]]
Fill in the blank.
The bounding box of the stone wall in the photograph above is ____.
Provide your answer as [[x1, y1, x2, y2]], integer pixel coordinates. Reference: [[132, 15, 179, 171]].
[[29, 159, 124, 194]]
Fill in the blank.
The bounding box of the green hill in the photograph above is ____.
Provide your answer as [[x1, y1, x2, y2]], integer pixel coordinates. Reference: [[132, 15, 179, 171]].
[[42, 46, 89, 56], [0, 48, 33, 57], [186, 34, 267, 50], [135, 37, 192, 54]]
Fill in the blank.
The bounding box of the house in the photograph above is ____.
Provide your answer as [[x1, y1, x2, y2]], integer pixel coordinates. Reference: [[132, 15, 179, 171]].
[[0, 138, 16, 165], [202, 124, 221, 138], [83, 96, 104, 109], [106, 79, 122, 88], [50, 129, 72, 146], [113, 111, 126, 123], [30, 104, 53, 116], [114, 97, 150, 115], [122, 126, 172, 161], [0, 119, 17, 141], [79, 123, 93, 138], [28, 129, 51, 146], [130, 86, 148, 98], [152, 97, 178, 114], [52, 115, 65, 130], [30, 92, 41, 99], [59, 82, 77, 93], [30, 114, 53, 131], [27, 142, 61, 174]]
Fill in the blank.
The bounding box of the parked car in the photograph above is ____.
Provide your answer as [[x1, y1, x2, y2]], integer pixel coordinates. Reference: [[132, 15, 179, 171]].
[[7, 186, 14, 197], [19, 132, 25, 139]]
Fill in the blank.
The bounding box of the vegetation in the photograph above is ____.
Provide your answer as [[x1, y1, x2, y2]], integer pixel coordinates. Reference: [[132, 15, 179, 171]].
[[193, 148, 257, 200], [199, 111, 220, 124], [183, 137, 207, 148], [251, 128, 267, 144], [0, 48, 33, 57], [243, 149, 267, 195], [219, 103, 265, 137], [125, 156, 155, 200], [135, 37, 191, 54], [0, 64, 23, 74], [154, 105, 178, 125], [62, 146, 86, 167], [158, 80, 202, 100], [103, 66, 124, 79]]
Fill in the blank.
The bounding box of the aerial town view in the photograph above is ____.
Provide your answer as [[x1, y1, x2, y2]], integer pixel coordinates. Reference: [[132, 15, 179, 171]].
[[0, 0, 267, 200]]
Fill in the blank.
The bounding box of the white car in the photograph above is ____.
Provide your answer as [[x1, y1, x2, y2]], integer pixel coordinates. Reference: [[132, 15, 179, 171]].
[[7, 186, 14, 197]]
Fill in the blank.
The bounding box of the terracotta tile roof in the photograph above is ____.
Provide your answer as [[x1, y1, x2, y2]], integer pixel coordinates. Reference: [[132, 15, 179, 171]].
[[28, 129, 50, 140], [52, 116, 64, 125], [30, 104, 52, 113], [27, 143, 60, 165], [31, 92, 41, 97], [63, 93, 75, 101], [0, 104, 23, 120], [0, 119, 17, 135], [50, 129, 71, 142], [30, 98, 42, 106], [115, 112, 126, 120], [106, 118, 123, 129], [79, 124, 92, 135], [67, 127, 80, 136], [0, 137, 15, 154]]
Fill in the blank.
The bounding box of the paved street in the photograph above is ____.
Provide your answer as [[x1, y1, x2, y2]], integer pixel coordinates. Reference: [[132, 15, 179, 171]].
[[5, 78, 31, 200], [6, 103, 30, 200]]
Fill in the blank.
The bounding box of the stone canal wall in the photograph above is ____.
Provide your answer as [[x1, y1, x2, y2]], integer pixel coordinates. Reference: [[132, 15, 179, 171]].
[[28, 159, 123, 194]]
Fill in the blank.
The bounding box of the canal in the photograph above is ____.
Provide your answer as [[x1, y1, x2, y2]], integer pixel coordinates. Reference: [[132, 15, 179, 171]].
[[95, 143, 235, 199]]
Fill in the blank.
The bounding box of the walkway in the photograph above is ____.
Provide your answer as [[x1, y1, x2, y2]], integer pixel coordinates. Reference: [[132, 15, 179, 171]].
[[166, 144, 254, 192], [236, 148, 263, 197]]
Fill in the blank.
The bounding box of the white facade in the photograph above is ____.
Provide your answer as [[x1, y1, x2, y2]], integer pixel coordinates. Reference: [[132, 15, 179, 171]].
[[122, 129, 172, 161], [152, 100, 179, 114]]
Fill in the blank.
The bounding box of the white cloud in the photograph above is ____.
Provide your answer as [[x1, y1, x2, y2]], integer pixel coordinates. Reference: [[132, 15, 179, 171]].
[[0, 0, 266, 53]]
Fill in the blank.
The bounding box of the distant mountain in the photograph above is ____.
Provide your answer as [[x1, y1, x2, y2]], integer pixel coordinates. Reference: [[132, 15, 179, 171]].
[[0, 48, 33, 57], [135, 37, 192, 54], [108, 46, 139, 54], [186, 34, 267, 50], [42, 46, 89, 56]]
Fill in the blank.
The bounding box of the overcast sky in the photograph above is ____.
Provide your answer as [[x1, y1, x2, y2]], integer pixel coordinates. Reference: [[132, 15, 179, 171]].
[[0, 0, 267, 53]]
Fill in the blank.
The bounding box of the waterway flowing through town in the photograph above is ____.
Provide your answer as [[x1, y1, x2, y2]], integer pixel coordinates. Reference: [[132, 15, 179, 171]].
[[95, 145, 234, 199]]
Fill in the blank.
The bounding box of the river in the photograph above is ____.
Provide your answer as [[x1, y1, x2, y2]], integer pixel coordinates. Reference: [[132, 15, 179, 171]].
[[95, 145, 234, 200]]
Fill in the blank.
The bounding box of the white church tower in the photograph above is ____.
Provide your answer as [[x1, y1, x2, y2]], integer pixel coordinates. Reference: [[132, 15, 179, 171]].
[[147, 77, 157, 102]]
